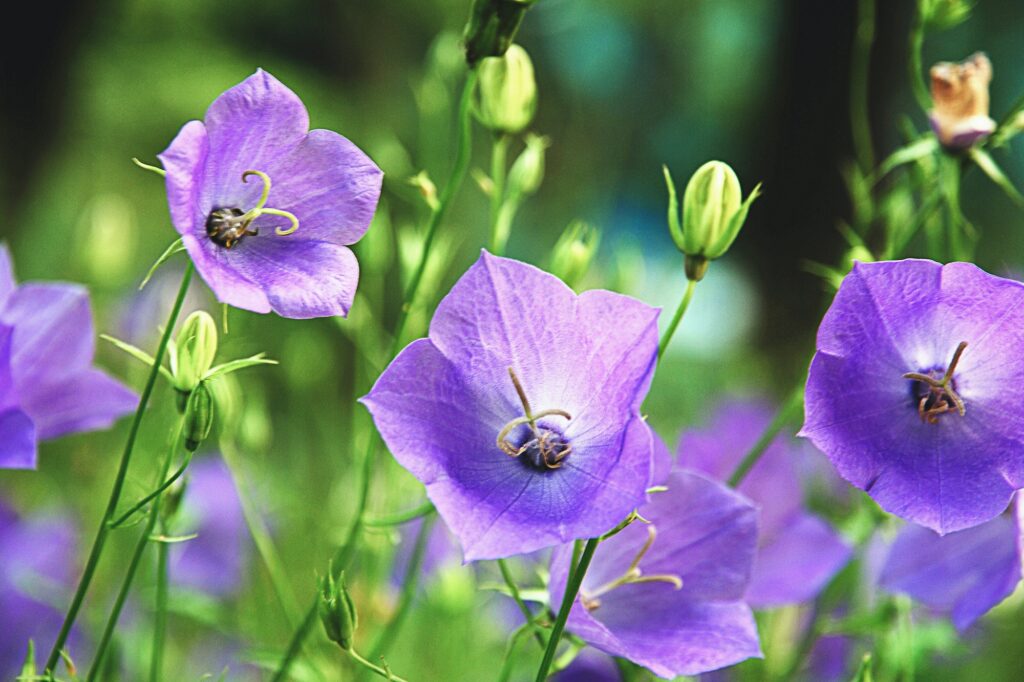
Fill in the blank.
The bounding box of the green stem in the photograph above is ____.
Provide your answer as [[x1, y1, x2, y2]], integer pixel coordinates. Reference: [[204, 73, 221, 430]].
[[348, 649, 408, 682], [489, 133, 510, 254], [88, 422, 181, 680], [369, 513, 437, 662], [108, 450, 194, 529], [363, 500, 436, 527], [657, 278, 697, 362], [726, 385, 804, 488], [851, 0, 876, 172], [221, 439, 303, 626], [45, 262, 194, 674], [534, 538, 600, 682], [392, 67, 480, 351], [498, 558, 546, 648], [149, 518, 170, 682], [908, 1, 931, 112], [497, 624, 534, 682]]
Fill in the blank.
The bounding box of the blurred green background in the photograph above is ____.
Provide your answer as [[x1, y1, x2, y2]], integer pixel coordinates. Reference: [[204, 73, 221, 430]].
[[2, 0, 1024, 680]]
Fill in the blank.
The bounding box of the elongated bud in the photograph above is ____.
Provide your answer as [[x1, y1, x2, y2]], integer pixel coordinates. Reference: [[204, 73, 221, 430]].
[[550, 220, 601, 289], [319, 570, 358, 650], [476, 44, 537, 134], [173, 311, 218, 393], [507, 133, 548, 197], [463, 0, 536, 65], [664, 161, 761, 281], [929, 53, 995, 150], [20, 640, 37, 679], [183, 383, 214, 452], [921, 0, 973, 30]]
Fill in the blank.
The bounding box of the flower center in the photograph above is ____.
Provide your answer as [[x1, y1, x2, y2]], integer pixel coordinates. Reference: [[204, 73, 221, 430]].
[[496, 367, 573, 471], [903, 341, 968, 425], [579, 525, 682, 612], [205, 170, 300, 249]]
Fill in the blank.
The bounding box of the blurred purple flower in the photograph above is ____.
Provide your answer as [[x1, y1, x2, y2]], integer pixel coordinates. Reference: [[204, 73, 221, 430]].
[[364, 252, 660, 561], [879, 498, 1022, 632], [0, 246, 137, 469], [158, 69, 383, 318], [679, 401, 851, 607], [389, 516, 462, 589], [170, 456, 249, 596], [548, 470, 761, 678], [801, 260, 1024, 533], [0, 499, 85, 677], [555, 648, 622, 681]]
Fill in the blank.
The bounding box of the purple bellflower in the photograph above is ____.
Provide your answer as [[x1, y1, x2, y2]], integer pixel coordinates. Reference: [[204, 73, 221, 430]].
[[363, 252, 660, 561], [0, 499, 84, 678], [679, 401, 851, 607], [0, 246, 136, 469], [159, 69, 383, 318], [801, 260, 1024, 533], [879, 497, 1022, 632], [555, 648, 622, 682], [548, 470, 761, 678], [170, 456, 249, 596]]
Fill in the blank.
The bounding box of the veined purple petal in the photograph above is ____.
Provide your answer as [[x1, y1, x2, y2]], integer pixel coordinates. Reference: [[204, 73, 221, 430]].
[[0, 245, 14, 306], [802, 260, 1024, 533], [2, 283, 94, 387], [20, 369, 137, 441]]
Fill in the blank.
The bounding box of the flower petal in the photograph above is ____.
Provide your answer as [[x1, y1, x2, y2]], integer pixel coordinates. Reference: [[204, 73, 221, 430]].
[[19, 369, 136, 441], [0, 244, 15, 306], [0, 407, 36, 469], [1, 284, 94, 387], [159, 119, 209, 241]]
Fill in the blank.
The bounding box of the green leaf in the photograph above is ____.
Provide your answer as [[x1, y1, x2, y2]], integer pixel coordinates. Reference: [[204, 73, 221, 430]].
[[203, 354, 278, 381], [969, 148, 1024, 208], [662, 165, 685, 252], [140, 238, 186, 290], [870, 136, 938, 185], [100, 334, 174, 383]]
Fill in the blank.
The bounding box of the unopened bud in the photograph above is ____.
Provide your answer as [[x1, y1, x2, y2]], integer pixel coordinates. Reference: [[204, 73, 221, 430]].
[[929, 52, 995, 150], [507, 134, 548, 197], [319, 570, 358, 650], [921, 0, 973, 30], [408, 171, 439, 211], [549, 220, 601, 288], [475, 44, 537, 134], [183, 383, 214, 452], [463, 0, 536, 65], [664, 161, 761, 281], [173, 311, 218, 394]]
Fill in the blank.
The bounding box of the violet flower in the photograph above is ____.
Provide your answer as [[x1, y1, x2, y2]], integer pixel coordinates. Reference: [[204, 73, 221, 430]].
[[0, 246, 136, 469], [801, 260, 1024, 533], [170, 456, 249, 596], [555, 648, 622, 682], [548, 470, 761, 678], [159, 69, 383, 318], [0, 499, 84, 677], [363, 251, 660, 560], [879, 498, 1022, 632], [679, 401, 851, 607]]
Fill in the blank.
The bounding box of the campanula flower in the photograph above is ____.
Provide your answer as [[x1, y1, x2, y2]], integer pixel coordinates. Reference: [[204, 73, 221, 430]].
[[158, 69, 383, 318], [801, 259, 1024, 533], [679, 401, 851, 607], [879, 498, 1022, 632], [547, 470, 761, 678], [363, 251, 659, 561], [0, 246, 136, 469]]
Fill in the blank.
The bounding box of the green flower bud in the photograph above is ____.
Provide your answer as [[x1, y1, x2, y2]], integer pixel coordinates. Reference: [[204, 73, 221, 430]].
[[507, 133, 548, 197], [172, 311, 218, 394], [549, 220, 601, 289], [463, 0, 536, 65], [664, 161, 761, 281], [921, 0, 973, 30], [475, 44, 537, 134], [319, 570, 358, 651], [183, 383, 214, 452]]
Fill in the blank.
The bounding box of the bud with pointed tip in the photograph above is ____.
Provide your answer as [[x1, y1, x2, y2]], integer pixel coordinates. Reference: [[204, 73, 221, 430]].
[[463, 0, 536, 65], [475, 44, 537, 134], [319, 570, 358, 651], [921, 0, 973, 30], [929, 52, 996, 150], [183, 383, 214, 452], [664, 161, 761, 281], [507, 133, 548, 196], [172, 311, 218, 395], [549, 220, 601, 289]]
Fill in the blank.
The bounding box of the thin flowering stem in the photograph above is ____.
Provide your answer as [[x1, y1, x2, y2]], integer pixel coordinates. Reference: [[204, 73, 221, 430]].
[[908, 1, 931, 112], [498, 558, 547, 648], [851, 0, 876, 172], [727, 385, 804, 488], [150, 516, 170, 682], [88, 421, 182, 680], [657, 278, 697, 362], [535, 538, 600, 682], [44, 262, 194, 674], [108, 450, 194, 529], [363, 499, 435, 527], [347, 649, 408, 682], [489, 133, 510, 254], [369, 513, 436, 661]]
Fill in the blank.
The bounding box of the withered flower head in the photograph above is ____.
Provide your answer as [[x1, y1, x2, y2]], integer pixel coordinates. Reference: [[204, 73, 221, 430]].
[[929, 52, 996, 150]]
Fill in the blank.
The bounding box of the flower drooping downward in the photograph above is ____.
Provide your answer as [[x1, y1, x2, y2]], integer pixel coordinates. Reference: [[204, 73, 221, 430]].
[[159, 69, 383, 318], [801, 259, 1024, 533], [929, 52, 996, 150], [363, 252, 660, 560], [0, 246, 136, 469]]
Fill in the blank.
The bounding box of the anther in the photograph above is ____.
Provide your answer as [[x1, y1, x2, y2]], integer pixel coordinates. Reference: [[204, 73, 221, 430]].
[[496, 368, 573, 470]]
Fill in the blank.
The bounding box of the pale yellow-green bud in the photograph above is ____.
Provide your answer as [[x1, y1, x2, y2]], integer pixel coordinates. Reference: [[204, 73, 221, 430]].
[[664, 161, 761, 280], [921, 0, 973, 30], [507, 133, 548, 197], [172, 311, 218, 394], [319, 570, 358, 651], [549, 220, 601, 289], [183, 383, 215, 452], [475, 44, 537, 135]]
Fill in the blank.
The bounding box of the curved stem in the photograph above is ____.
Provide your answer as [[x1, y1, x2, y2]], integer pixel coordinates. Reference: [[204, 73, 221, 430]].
[[369, 514, 436, 662], [726, 385, 804, 488], [150, 517, 170, 682], [348, 649, 408, 682], [657, 278, 697, 362], [45, 262, 194, 673], [363, 500, 435, 527], [88, 422, 182, 680], [108, 450, 194, 529], [489, 133, 510, 254], [851, 0, 876, 172], [534, 538, 600, 682], [498, 558, 546, 648], [908, 1, 931, 112]]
